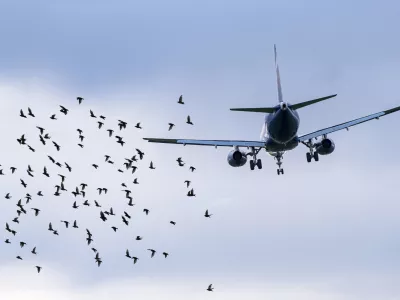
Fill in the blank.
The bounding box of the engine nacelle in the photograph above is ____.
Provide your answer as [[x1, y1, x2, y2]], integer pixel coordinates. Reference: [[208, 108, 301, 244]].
[[227, 149, 247, 167], [316, 138, 335, 155]]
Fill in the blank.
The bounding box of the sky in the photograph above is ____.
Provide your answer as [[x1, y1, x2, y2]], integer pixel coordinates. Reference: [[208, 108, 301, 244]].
[[1, 0, 400, 299]]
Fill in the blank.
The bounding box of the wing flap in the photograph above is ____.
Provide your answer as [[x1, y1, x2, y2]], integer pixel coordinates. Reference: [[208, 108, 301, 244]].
[[143, 138, 266, 148], [298, 104, 400, 142]]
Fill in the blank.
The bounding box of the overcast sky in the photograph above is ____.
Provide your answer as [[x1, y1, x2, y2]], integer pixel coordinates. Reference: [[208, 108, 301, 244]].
[[1, 1, 400, 299]]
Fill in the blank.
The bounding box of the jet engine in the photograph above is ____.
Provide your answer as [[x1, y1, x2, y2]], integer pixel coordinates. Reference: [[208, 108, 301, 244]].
[[227, 149, 247, 167], [315, 138, 335, 155]]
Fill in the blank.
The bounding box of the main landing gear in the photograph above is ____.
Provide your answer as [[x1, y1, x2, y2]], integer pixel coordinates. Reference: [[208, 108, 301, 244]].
[[274, 152, 284, 175], [248, 147, 262, 170], [303, 138, 320, 163]]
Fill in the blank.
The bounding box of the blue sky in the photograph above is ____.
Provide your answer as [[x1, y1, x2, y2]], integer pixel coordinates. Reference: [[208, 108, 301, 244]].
[[1, 1, 400, 299]]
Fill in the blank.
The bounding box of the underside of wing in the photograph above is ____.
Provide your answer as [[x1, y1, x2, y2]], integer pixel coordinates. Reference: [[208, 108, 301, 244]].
[[143, 138, 266, 148], [298, 104, 400, 142]]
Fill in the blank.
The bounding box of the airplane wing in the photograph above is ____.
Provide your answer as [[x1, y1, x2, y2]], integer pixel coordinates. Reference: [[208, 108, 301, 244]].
[[298, 104, 400, 142], [143, 138, 266, 148]]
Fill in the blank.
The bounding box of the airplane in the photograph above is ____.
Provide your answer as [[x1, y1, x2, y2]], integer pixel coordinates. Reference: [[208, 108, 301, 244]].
[[143, 45, 400, 175]]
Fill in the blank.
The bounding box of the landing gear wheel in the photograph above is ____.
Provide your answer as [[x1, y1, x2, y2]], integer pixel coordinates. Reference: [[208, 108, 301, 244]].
[[313, 152, 319, 161], [250, 160, 255, 170], [256, 159, 262, 169], [277, 168, 284, 175], [306, 152, 312, 163]]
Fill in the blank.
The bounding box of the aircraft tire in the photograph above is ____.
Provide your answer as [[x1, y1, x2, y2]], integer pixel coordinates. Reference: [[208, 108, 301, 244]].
[[313, 152, 319, 161], [256, 159, 262, 169], [250, 160, 255, 170], [306, 152, 312, 163]]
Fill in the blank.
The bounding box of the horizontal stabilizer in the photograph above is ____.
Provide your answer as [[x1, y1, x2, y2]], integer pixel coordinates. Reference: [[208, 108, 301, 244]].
[[230, 94, 337, 113], [230, 107, 275, 113], [290, 94, 337, 110]]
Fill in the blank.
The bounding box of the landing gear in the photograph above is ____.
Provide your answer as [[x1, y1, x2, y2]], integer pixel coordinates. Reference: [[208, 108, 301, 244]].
[[303, 138, 319, 162], [274, 152, 284, 175], [248, 147, 262, 170]]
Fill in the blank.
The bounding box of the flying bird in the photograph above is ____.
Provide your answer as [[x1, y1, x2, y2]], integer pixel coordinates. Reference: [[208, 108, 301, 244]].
[[147, 249, 156, 258], [77, 97, 84, 104], [186, 115, 193, 125], [27, 107, 35, 117], [178, 95, 184, 104], [59, 105, 69, 115], [20, 109, 27, 118]]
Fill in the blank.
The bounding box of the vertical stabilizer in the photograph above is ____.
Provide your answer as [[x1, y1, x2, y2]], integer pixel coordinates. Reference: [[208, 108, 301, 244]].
[[274, 44, 283, 103]]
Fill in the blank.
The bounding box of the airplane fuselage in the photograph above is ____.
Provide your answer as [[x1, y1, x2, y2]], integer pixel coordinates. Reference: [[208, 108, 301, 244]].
[[262, 102, 300, 152]]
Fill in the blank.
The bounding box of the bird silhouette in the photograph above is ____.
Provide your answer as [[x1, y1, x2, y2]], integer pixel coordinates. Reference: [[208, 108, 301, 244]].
[[148, 249, 156, 258], [27, 107, 35, 117], [59, 105, 69, 115], [20, 109, 27, 118]]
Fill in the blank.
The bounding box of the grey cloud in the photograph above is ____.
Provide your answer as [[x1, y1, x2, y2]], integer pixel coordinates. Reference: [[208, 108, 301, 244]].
[[1, 0, 400, 298]]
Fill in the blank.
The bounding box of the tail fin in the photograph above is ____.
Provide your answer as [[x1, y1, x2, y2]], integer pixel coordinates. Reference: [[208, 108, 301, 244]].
[[229, 45, 337, 113], [274, 44, 283, 103]]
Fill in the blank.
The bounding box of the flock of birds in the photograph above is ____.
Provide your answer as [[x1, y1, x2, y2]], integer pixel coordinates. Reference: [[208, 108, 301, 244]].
[[4, 95, 215, 292]]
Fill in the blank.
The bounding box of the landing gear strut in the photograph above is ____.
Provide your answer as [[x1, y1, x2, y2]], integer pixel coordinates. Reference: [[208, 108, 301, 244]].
[[248, 147, 262, 170], [303, 138, 320, 163], [275, 152, 284, 175]]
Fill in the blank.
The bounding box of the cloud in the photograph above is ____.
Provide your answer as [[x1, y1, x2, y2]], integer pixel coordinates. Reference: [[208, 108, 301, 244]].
[[1, 74, 400, 299], [2, 1, 400, 298], [0, 263, 380, 300]]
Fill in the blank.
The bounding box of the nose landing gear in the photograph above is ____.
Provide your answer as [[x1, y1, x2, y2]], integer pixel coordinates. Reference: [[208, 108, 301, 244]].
[[275, 152, 284, 175]]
